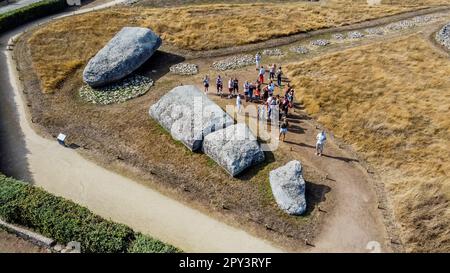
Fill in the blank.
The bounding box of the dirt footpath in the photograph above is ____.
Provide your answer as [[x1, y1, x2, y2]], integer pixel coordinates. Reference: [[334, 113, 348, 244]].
[[0, 229, 49, 253]]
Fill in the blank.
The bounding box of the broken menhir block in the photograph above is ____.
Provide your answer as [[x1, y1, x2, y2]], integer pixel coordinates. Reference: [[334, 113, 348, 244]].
[[202, 123, 265, 177], [149, 85, 234, 151], [269, 160, 306, 215]]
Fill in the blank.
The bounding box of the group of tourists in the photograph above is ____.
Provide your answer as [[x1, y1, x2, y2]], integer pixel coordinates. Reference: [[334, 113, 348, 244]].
[[201, 52, 327, 154]]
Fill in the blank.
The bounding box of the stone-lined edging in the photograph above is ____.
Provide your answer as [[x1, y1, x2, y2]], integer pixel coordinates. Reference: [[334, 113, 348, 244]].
[[287, 14, 448, 57], [0, 218, 55, 248], [211, 55, 255, 71], [79, 74, 153, 105], [436, 22, 450, 50], [169, 63, 199, 75], [167, 6, 450, 59], [0, 219, 81, 253]]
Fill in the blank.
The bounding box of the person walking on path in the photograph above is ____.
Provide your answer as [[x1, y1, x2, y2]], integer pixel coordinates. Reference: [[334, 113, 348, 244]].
[[243, 81, 250, 101], [316, 130, 327, 156], [255, 52, 262, 69], [258, 103, 266, 121], [259, 66, 266, 84], [276, 66, 283, 87], [269, 64, 276, 80], [216, 75, 223, 97], [279, 117, 288, 142], [228, 78, 234, 98], [233, 77, 239, 96], [236, 93, 242, 114], [267, 94, 277, 120], [248, 82, 255, 102], [268, 80, 275, 97], [203, 75, 209, 94]]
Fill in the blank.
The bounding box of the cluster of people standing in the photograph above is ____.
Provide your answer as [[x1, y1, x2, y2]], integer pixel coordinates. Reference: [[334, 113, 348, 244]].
[[202, 52, 295, 142], [202, 52, 327, 153]]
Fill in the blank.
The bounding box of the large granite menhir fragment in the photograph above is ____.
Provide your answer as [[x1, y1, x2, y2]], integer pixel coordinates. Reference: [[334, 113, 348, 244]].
[[269, 160, 306, 215], [149, 85, 234, 151], [83, 27, 162, 87], [202, 123, 265, 177]]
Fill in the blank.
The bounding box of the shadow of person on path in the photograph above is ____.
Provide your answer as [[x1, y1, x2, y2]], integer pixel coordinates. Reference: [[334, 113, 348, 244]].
[[287, 142, 359, 163], [322, 154, 359, 163], [287, 124, 305, 134]]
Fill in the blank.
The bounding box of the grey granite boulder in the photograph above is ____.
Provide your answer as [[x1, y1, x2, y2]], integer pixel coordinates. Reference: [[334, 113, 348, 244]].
[[436, 22, 450, 50], [269, 160, 306, 215], [149, 85, 234, 151], [202, 123, 265, 177], [83, 27, 162, 87]]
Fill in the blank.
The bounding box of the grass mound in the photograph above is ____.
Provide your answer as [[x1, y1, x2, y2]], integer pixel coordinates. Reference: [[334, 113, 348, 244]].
[[286, 35, 450, 252], [27, 0, 444, 92]]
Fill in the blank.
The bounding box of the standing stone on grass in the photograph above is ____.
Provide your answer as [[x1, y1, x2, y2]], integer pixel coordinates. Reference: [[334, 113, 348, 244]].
[[202, 123, 265, 177], [149, 85, 234, 151], [436, 22, 450, 51], [83, 27, 162, 87], [269, 160, 306, 215]]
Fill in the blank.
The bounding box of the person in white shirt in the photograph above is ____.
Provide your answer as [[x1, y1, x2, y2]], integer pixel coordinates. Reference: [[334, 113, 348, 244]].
[[236, 94, 242, 114], [268, 81, 275, 96], [243, 81, 250, 101], [255, 52, 261, 69], [228, 78, 234, 98], [316, 130, 327, 156], [267, 95, 277, 120], [269, 64, 276, 80], [259, 66, 266, 84]]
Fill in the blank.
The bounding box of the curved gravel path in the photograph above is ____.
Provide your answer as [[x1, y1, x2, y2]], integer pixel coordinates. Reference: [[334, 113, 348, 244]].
[[167, 5, 450, 59], [0, 0, 282, 253], [2, 0, 449, 253]]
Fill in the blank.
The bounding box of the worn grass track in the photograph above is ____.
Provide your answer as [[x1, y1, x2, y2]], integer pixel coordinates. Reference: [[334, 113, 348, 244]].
[[27, 0, 447, 92]]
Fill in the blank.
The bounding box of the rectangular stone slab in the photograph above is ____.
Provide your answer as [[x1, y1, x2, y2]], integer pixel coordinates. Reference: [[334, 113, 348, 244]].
[[202, 123, 265, 177], [149, 85, 234, 151]]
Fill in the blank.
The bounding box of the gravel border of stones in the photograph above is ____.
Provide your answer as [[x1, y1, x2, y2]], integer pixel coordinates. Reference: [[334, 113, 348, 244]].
[[311, 39, 330, 47], [262, 48, 284, 56], [290, 46, 309, 54], [211, 55, 255, 71], [169, 63, 199, 75], [79, 74, 153, 105], [436, 22, 450, 51]]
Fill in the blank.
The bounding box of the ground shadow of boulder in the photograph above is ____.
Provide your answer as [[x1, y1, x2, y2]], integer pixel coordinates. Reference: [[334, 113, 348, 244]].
[[135, 50, 185, 82], [235, 150, 276, 181], [303, 181, 331, 216]]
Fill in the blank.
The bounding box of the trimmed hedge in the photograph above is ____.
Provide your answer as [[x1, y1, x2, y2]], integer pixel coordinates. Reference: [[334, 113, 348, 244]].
[[0, 0, 68, 33], [0, 174, 180, 253], [128, 233, 180, 253]]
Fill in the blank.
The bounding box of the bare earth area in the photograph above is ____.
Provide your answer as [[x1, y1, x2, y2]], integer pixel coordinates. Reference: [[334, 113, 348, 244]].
[[1, 0, 449, 252], [0, 229, 49, 253], [0, 11, 283, 252]]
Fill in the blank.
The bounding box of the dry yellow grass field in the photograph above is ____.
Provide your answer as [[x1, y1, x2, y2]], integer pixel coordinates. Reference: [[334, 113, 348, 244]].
[[27, 0, 447, 93], [286, 34, 450, 252]]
